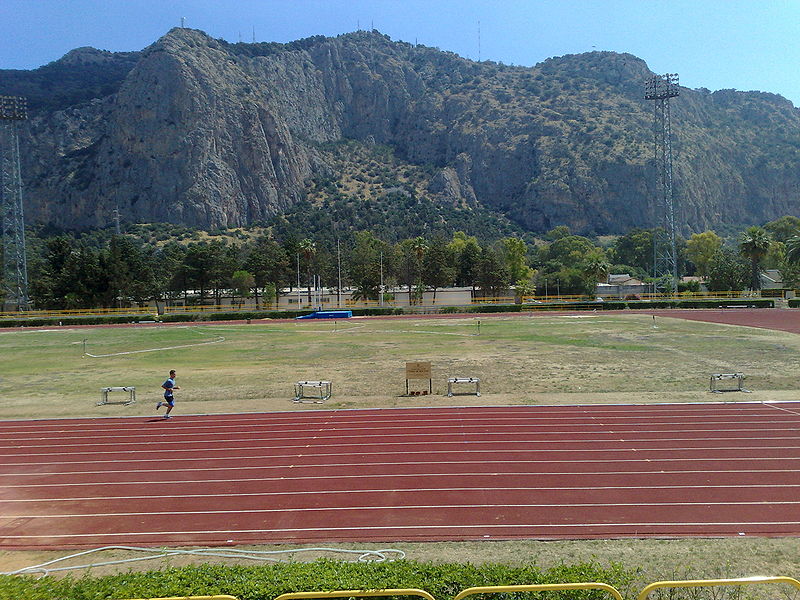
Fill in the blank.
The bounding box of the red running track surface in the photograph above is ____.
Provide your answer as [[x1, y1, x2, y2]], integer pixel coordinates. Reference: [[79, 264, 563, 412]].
[[1, 402, 800, 550]]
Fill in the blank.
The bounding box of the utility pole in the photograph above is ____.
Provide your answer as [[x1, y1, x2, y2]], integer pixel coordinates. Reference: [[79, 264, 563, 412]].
[[0, 95, 30, 310], [644, 73, 680, 293]]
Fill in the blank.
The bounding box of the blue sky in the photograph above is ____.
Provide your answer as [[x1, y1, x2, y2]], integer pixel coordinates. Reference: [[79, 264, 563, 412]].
[[2, 0, 799, 106]]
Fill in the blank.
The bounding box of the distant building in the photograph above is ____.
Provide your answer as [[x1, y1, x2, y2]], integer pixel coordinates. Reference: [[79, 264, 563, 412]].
[[760, 269, 784, 290], [595, 274, 651, 299]]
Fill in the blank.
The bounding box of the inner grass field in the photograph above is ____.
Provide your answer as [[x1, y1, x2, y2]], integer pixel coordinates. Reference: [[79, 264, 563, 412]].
[[2, 312, 800, 591], [1, 312, 799, 419]]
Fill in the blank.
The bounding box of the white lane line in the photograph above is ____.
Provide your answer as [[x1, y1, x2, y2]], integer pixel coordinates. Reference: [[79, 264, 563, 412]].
[[4, 415, 799, 435], [765, 403, 800, 417], [6, 501, 800, 519], [3, 484, 800, 503], [2, 456, 799, 479], [5, 437, 800, 460], [3, 401, 798, 427], [1, 469, 797, 489], [2, 412, 798, 436], [6, 521, 800, 540], [5, 445, 800, 466], [4, 428, 800, 450]]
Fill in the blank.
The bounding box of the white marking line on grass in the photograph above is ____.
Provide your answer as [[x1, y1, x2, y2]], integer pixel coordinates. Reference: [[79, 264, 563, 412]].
[[5, 483, 800, 503], [7, 500, 800, 520], [4, 444, 800, 466], [2, 457, 798, 479], [3, 469, 796, 489], [84, 326, 224, 357], [6, 521, 800, 540]]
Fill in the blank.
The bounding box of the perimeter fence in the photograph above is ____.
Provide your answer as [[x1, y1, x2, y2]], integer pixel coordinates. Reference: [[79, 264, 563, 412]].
[[117, 577, 800, 600]]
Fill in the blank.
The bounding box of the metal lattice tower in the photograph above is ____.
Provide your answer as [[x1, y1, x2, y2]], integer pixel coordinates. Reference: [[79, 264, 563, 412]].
[[644, 73, 679, 292], [0, 95, 30, 310]]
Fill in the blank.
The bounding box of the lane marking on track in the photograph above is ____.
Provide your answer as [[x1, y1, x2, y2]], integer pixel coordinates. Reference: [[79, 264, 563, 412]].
[[2, 468, 798, 488], [3, 403, 799, 432], [4, 435, 799, 455], [0, 442, 800, 466], [2, 456, 800, 479], [765, 402, 800, 417], [3, 410, 799, 429], [3, 427, 800, 450], [4, 483, 800, 502], [6, 500, 800, 520], [5, 521, 800, 541]]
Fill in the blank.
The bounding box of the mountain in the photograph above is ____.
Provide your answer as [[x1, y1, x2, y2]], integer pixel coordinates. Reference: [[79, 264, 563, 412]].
[[3, 28, 800, 237]]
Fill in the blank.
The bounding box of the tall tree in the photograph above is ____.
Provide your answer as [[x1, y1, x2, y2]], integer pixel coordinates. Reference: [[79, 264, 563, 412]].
[[422, 236, 456, 300], [706, 247, 750, 292], [299, 238, 317, 303], [447, 232, 482, 289], [476, 247, 509, 298], [764, 216, 800, 243], [245, 236, 290, 306], [738, 226, 771, 290], [686, 231, 723, 277], [501, 237, 532, 283]]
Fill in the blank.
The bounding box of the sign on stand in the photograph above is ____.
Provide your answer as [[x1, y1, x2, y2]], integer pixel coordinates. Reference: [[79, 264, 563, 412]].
[[405, 361, 432, 396]]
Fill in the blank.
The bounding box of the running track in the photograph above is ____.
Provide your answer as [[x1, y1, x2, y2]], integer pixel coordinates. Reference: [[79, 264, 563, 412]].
[[2, 402, 800, 550]]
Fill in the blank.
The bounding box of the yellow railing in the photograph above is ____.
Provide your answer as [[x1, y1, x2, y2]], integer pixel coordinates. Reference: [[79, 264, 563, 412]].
[[274, 590, 437, 600], [0, 290, 780, 320], [636, 576, 800, 600], [453, 583, 624, 600]]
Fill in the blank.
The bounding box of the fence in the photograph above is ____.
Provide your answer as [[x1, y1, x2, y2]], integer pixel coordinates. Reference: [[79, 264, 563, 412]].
[[0, 289, 788, 320], [118, 577, 800, 600]]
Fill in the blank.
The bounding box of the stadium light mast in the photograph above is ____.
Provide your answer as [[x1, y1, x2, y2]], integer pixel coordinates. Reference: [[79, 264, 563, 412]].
[[644, 73, 679, 293], [0, 95, 30, 310]]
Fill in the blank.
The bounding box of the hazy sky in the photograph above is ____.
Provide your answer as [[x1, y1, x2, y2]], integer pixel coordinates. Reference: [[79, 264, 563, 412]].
[[2, 0, 799, 106]]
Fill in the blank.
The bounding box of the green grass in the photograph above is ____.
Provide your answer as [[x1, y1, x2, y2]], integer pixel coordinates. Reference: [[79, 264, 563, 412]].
[[1, 313, 799, 419]]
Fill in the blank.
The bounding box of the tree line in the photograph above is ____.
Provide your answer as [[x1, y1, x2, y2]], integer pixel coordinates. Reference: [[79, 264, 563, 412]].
[[7, 215, 800, 310]]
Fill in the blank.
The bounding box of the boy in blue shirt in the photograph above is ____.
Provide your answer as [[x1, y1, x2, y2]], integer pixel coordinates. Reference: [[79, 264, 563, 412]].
[[156, 370, 180, 418]]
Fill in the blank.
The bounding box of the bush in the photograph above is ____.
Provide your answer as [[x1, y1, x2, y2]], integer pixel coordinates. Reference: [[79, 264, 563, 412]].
[[0, 560, 635, 600]]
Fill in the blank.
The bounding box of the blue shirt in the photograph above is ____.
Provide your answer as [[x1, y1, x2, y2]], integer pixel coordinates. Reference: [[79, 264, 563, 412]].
[[162, 377, 175, 397]]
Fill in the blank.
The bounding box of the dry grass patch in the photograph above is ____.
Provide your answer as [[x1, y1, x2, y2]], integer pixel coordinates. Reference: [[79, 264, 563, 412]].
[[1, 314, 799, 419]]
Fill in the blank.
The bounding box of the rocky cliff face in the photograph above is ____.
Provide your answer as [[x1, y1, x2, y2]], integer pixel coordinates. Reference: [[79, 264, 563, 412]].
[[5, 28, 800, 234]]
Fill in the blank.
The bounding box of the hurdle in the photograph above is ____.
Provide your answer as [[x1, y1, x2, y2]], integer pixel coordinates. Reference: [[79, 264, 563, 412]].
[[709, 373, 751, 393], [447, 377, 481, 397], [293, 380, 332, 403], [98, 386, 136, 406]]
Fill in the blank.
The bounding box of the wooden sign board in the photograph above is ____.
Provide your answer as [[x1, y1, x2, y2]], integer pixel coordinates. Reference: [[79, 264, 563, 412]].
[[406, 361, 432, 379]]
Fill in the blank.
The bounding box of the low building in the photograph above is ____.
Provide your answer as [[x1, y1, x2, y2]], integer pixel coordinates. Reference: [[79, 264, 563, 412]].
[[595, 274, 651, 299], [278, 286, 478, 309]]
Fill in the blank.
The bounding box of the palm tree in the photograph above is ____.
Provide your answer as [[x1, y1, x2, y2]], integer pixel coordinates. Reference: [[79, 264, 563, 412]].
[[299, 238, 316, 304], [738, 226, 771, 290], [410, 237, 428, 303], [785, 235, 800, 264]]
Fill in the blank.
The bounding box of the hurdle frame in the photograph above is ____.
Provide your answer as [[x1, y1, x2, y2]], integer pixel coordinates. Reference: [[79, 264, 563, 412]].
[[97, 386, 136, 406], [709, 373, 751, 393]]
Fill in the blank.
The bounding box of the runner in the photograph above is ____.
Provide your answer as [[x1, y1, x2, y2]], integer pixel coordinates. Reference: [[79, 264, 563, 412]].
[[156, 369, 180, 418]]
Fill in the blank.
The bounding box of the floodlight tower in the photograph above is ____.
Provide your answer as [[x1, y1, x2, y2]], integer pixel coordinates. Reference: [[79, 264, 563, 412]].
[[644, 73, 679, 292], [0, 95, 30, 310]]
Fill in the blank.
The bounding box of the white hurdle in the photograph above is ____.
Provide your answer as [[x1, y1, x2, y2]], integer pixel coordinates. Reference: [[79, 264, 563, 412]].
[[293, 381, 332, 403], [447, 377, 481, 397], [98, 386, 136, 405], [709, 373, 751, 393]]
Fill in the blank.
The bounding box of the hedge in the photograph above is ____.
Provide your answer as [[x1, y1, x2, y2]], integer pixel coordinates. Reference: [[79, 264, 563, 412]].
[[0, 559, 635, 600], [0, 298, 778, 328]]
